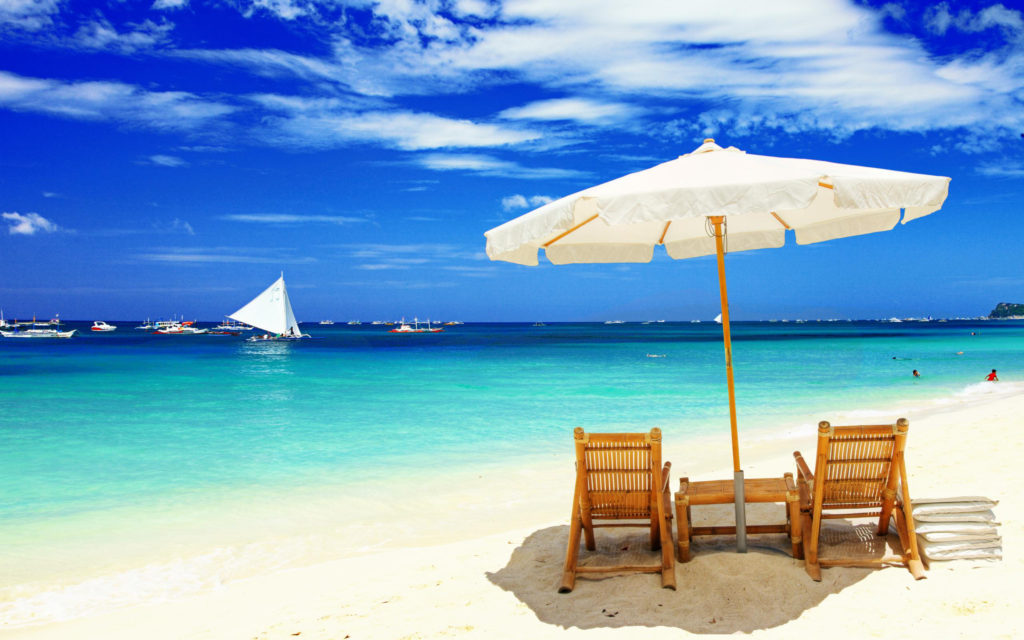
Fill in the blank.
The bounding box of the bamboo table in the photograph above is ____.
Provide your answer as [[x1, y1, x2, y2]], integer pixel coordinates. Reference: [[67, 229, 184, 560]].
[[675, 474, 801, 562]]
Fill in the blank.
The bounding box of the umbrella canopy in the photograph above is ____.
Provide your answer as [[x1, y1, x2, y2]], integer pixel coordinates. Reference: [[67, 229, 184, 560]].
[[484, 139, 950, 551], [485, 140, 949, 266]]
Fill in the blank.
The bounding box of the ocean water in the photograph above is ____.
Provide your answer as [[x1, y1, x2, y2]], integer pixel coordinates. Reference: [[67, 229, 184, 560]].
[[1, 320, 1021, 625]]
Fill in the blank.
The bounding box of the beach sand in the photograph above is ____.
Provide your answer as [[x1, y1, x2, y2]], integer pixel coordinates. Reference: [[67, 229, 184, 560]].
[[6, 386, 1022, 639]]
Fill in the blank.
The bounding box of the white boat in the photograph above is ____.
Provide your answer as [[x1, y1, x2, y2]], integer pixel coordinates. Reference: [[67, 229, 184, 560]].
[[229, 274, 309, 341], [1, 321, 76, 339], [319, 320, 335, 325], [212, 318, 253, 331], [389, 317, 443, 333], [603, 320, 625, 324], [153, 320, 208, 334], [714, 313, 722, 324], [136, 318, 155, 330], [91, 321, 117, 332], [0, 309, 9, 329], [347, 320, 362, 325]]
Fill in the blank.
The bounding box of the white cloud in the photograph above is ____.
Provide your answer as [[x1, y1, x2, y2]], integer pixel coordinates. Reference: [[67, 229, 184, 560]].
[[0, 0, 61, 31], [147, 154, 188, 167], [168, 218, 195, 235], [247, 93, 543, 150], [502, 194, 553, 211], [256, 104, 542, 150], [0, 71, 234, 130], [977, 162, 1024, 177], [300, 0, 1022, 142], [4, 1, 1022, 157], [247, 0, 308, 21], [499, 98, 639, 124], [152, 0, 189, 10], [418, 153, 587, 179], [136, 249, 316, 264], [343, 243, 485, 272], [2, 212, 59, 235], [346, 243, 467, 259], [221, 213, 368, 224], [452, 0, 496, 19], [925, 3, 1024, 38], [72, 17, 173, 52], [355, 263, 411, 270]]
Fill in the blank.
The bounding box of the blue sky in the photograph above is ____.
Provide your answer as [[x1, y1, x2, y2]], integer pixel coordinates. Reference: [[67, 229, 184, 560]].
[[1, 0, 1022, 322]]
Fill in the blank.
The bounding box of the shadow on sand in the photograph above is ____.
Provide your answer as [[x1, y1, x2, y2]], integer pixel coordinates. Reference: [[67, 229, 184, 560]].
[[487, 514, 893, 634]]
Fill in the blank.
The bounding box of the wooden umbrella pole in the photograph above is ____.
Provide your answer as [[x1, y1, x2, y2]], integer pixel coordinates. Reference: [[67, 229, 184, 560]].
[[710, 215, 747, 553], [710, 216, 741, 472]]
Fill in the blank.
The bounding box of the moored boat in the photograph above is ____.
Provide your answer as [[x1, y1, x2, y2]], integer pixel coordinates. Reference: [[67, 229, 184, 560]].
[[1, 322, 76, 339], [91, 321, 117, 332], [388, 317, 443, 333], [152, 320, 207, 335], [212, 318, 253, 331]]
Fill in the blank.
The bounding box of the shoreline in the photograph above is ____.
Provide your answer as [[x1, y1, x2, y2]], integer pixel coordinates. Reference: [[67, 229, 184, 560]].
[[4, 382, 1022, 638]]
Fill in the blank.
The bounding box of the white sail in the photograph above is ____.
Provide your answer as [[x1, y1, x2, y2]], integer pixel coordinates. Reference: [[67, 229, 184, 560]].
[[229, 274, 300, 335], [714, 313, 722, 324]]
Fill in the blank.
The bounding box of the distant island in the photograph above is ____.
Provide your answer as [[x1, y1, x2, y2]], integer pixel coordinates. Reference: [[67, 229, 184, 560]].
[[989, 302, 1024, 318]]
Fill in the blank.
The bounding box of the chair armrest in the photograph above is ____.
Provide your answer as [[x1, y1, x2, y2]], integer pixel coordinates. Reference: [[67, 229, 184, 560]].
[[793, 451, 813, 483], [661, 462, 672, 492]]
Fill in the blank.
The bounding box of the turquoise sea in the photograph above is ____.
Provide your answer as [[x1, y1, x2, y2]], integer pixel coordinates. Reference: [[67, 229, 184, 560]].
[[1, 320, 1022, 625]]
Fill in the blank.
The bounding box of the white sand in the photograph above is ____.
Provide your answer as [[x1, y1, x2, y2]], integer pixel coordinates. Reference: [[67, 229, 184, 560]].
[[5, 386, 1022, 639]]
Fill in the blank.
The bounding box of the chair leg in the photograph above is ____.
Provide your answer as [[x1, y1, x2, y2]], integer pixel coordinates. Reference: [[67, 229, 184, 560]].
[[893, 507, 926, 580], [559, 504, 583, 593], [657, 488, 676, 590], [801, 511, 821, 581], [675, 493, 691, 562], [660, 526, 677, 589], [787, 492, 803, 560]]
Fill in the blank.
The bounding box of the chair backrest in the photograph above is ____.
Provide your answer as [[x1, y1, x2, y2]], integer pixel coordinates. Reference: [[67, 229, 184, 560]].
[[813, 419, 908, 510], [574, 427, 661, 520]]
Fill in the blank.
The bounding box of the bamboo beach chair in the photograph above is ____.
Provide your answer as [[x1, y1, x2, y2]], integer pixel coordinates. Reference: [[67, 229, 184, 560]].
[[559, 427, 675, 593], [793, 419, 925, 581]]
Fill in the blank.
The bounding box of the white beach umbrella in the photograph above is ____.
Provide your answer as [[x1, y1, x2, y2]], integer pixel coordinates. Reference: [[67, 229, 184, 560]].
[[484, 139, 950, 551]]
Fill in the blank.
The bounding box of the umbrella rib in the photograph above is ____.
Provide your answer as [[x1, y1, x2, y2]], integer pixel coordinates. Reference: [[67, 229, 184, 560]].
[[818, 181, 834, 189], [543, 214, 599, 247], [657, 221, 672, 244], [770, 212, 792, 230]]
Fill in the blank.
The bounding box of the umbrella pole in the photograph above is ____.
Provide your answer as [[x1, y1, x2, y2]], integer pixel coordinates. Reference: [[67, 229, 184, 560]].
[[710, 216, 746, 553]]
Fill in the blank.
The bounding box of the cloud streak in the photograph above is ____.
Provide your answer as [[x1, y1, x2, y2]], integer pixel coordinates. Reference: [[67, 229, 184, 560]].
[[417, 153, 588, 179], [0, 71, 234, 130], [221, 213, 368, 225], [136, 250, 316, 264]]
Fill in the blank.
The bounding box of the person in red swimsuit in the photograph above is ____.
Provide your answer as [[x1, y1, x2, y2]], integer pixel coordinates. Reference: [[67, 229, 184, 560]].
[[985, 369, 998, 382]]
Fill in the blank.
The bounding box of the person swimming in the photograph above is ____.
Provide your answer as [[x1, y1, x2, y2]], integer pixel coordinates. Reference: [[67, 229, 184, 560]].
[[985, 369, 998, 382]]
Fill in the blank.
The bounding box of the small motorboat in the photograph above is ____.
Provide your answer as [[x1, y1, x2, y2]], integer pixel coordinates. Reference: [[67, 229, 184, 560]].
[[91, 321, 117, 332], [388, 318, 443, 333]]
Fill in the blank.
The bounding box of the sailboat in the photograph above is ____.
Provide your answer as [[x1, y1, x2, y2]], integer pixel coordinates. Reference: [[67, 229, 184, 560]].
[[229, 273, 309, 341], [714, 313, 722, 324]]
